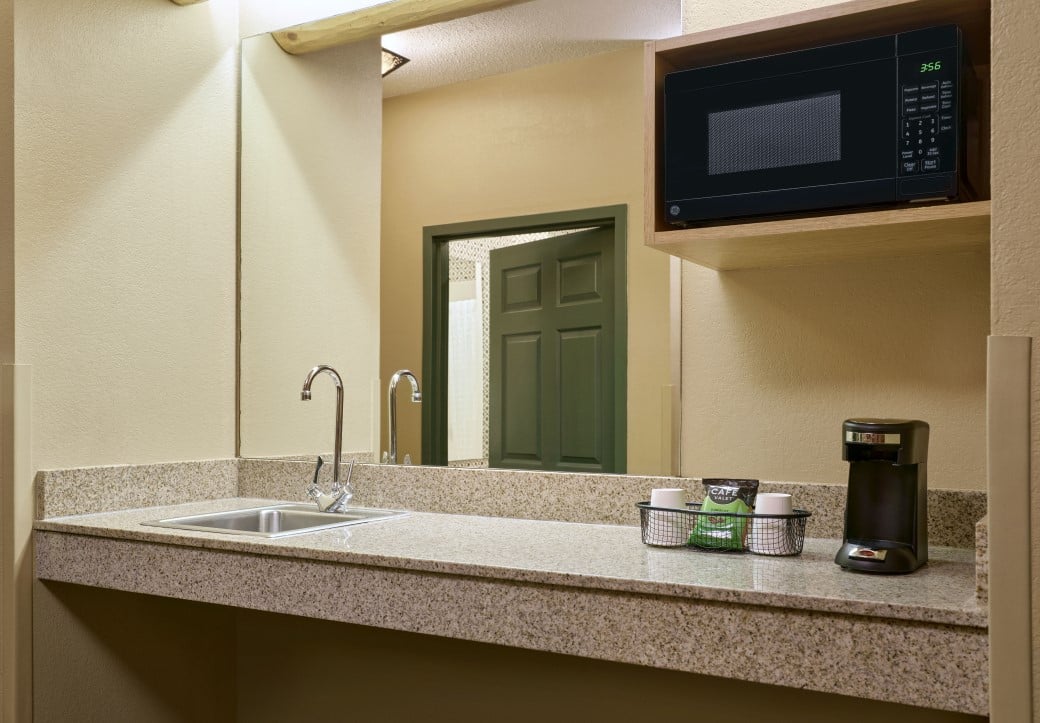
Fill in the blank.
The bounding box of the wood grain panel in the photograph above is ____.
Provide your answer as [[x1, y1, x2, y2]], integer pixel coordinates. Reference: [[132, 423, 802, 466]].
[[273, 0, 536, 56], [651, 200, 990, 271]]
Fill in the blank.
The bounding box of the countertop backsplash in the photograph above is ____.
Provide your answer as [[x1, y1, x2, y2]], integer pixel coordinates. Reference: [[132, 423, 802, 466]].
[[238, 459, 986, 548], [36, 458, 986, 548]]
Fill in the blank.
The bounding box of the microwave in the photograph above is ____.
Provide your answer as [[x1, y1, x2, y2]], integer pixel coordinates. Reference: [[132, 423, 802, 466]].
[[663, 25, 979, 225]]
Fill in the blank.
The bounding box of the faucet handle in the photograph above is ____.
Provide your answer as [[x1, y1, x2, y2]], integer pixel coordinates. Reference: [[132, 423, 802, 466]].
[[318, 459, 355, 513], [332, 459, 355, 492], [306, 456, 325, 500]]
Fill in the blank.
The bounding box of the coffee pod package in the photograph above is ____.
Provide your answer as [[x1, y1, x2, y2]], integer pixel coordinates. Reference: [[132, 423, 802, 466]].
[[689, 478, 759, 550]]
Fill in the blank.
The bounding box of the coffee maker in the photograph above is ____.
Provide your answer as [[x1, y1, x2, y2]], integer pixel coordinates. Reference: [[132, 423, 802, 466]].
[[835, 419, 929, 574]]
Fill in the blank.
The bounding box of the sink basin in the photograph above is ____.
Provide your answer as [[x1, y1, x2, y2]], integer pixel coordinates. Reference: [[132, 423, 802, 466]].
[[142, 504, 407, 538]]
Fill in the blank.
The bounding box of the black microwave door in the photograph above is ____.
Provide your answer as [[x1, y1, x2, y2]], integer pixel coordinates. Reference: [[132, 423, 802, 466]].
[[665, 58, 897, 220]]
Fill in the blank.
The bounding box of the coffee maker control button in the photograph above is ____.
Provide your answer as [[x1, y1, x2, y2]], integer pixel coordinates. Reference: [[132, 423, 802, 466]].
[[849, 547, 888, 561]]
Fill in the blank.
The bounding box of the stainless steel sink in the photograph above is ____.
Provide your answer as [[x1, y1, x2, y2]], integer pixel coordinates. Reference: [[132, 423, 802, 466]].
[[142, 504, 407, 538]]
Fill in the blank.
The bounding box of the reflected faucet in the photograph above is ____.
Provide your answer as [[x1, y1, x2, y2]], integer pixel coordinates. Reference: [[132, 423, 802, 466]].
[[386, 369, 422, 465], [301, 365, 353, 512]]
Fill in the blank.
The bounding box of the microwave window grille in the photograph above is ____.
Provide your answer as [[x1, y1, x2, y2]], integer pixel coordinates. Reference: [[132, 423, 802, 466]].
[[707, 91, 842, 176]]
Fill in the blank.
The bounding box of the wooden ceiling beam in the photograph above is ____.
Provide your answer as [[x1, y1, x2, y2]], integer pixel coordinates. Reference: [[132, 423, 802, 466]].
[[272, 0, 536, 56]]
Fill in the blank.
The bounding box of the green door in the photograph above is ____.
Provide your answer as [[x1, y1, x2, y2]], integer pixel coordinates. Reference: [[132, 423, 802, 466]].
[[489, 227, 616, 472]]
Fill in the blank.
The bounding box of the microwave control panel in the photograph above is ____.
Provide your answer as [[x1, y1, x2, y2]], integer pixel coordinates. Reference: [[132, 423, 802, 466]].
[[898, 47, 958, 177]]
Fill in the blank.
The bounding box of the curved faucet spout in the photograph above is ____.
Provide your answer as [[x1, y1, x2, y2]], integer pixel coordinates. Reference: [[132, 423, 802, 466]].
[[301, 364, 344, 489], [388, 369, 422, 464]]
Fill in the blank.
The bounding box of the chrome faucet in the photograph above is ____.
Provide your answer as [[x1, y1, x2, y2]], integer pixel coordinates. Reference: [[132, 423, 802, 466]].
[[386, 369, 422, 464], [301, 365, 353, 512]]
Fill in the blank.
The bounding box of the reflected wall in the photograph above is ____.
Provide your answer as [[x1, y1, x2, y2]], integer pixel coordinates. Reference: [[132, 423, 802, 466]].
[[239, 33, 382, 459], [381, 46, 676, 473]]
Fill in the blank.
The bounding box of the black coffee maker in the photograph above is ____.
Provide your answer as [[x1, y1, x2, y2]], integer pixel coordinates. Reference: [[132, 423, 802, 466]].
[[835, 419, 929, 574]]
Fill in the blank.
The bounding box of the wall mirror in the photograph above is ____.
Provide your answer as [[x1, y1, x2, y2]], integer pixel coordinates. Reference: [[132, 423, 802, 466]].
[[238, 0, 681, 472]]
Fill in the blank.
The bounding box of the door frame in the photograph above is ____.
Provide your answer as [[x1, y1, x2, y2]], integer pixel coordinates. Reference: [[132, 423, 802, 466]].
[[421, 205, 628, 470]]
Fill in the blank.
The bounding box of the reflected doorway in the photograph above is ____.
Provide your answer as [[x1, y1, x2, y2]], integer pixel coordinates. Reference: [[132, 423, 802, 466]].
[[423, 206, 627, 472]]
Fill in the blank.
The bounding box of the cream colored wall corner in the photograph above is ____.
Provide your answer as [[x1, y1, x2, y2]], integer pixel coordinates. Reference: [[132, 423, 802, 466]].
[[986, 337, 1031, 722], [676, 1, 988, 490], [239, 35, 381, 459], [0, 5, 15, 718], [381, 46, 673, 474], [990, 1, 1040, 720], [13, 0, 238, 470], [0, 366, 30, 723], [0, 0, 10, 369]]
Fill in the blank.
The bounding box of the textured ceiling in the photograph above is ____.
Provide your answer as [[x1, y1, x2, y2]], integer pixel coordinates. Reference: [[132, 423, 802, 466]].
[[381, 0, 682, 98]]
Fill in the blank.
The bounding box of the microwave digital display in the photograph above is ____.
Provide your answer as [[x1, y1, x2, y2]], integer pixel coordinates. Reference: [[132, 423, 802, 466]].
[[663, 25, 977, 225]]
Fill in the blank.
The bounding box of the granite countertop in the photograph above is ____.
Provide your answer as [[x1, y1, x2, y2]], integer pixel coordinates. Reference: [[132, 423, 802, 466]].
[[35, 497, 985, 628]]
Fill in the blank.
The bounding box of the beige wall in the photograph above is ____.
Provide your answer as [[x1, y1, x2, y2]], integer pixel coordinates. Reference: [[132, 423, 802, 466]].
[[239, 34, 381, 459], [381, 46, 674, 474], [13, 0, 238, 470], [990, 0, 1040, 719], [0, 366, 30, 723], [681, 254, 989, 488], [677, 1, 988, 490], [0, 4, 12, 710], [9, 0, 239, 719], [0, 0, 10, 367]]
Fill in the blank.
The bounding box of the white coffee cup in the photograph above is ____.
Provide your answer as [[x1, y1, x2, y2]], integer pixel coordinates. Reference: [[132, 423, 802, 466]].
[[646, 488, 687, 547], [650, 488, 686, 509], [749, 493, 795, 555], [755, 493, 793, 516]]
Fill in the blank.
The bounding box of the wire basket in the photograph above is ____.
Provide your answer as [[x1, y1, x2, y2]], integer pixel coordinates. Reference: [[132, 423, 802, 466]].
[[637, 502, 811, 556]]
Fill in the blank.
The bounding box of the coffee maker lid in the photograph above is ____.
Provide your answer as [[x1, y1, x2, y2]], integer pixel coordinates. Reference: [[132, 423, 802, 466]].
[[844, 418, 929, 432], [843, 419, 929, 463]]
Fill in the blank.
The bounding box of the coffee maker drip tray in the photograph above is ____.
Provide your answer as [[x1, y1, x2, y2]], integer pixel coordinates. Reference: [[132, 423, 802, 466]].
[[847, 546, 887, 562]]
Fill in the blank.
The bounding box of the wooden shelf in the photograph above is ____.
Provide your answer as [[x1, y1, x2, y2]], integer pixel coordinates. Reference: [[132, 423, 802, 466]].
[[651, 200, 990, 270], [644, 0, 992, 270]]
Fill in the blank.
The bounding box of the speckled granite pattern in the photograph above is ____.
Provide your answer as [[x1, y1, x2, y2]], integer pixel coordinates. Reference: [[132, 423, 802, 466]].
[[35, 498, 985, 628], [238, 460, 679, 526], [975, 515, 989, 605], [238, 460, 986, 547], [755, 480, 987, 550], [247, 452, 373, 463], [34, 526, 988, 715], [35, 459, 238, 518]]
